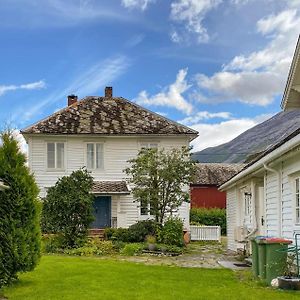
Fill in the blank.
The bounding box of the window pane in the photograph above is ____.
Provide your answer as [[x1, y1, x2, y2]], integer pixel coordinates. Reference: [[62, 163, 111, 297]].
[[140, 199, 148, 215], [47, 143, 55, 168], [149, 143, 158, 149], [297, 194, 300, 208], [296, 178, 299, 193], [96, 144, 103, 169], [87, 144, 94, 169], [296, 208, 300, 224], [56, 143, 64, 169]]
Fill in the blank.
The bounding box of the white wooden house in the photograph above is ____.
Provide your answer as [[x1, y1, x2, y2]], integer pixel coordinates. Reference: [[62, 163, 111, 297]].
[[21, 87, 198, 229], [220, 37, 300, 252]]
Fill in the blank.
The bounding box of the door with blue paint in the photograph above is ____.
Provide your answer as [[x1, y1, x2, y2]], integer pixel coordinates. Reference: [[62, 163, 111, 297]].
[[92, 196, 111, 228]]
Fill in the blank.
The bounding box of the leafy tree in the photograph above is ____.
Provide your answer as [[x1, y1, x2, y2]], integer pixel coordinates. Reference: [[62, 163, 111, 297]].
[[41, 168, 94, 248], [125, 146, 195, 224], [0, 130, 41, 287]]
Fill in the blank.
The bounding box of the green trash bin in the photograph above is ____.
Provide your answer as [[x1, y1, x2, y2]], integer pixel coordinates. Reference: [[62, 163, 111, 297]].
[[251, 238, 259, 277], [257, 239, 267, 280], [251, 236, 267, 277], [264, 238, 293, 285]]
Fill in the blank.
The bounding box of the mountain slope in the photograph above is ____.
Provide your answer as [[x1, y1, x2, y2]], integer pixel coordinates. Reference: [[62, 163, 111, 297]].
[[192, 110, 300, 163]]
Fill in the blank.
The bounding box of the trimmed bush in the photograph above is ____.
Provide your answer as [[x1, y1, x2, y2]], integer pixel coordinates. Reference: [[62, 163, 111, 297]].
[[190, 208, 226, 235], [127, 220, 159, 242], [0, 131, 41, 287], [158, 217, 184, 247], [105, 220, 159, 243], [41, 168, 94, 248]]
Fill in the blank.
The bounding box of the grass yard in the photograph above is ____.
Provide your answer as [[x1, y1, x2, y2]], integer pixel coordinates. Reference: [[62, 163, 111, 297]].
[[1, 255, 299, 300]]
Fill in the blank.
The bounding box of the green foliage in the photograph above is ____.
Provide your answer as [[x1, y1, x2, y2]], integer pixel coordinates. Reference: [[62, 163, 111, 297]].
[[158, 217, 184, 247], [0, 130, 41, 287], [156, 244, 183, 254], [125, 146, 195, 224], [42, 234, 64, 253], [105, 220, 159, 243], [41, 168, 94, 248], [120, 243, 144, 256], [42, 235, 116, 256], [190, 208, 226, 235], [127, 220, 159, 242]]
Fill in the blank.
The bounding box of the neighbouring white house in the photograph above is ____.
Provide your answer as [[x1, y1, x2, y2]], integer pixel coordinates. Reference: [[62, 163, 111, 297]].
[[21, 87, 198, 230], [220, 36, 300, 253]]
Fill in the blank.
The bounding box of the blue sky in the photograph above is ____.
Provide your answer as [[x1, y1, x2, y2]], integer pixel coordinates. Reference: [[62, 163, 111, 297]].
[[0, 0, 299, 152]]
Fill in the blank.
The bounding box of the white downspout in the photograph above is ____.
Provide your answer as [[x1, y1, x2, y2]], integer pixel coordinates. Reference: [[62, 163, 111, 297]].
[[263, 163, 282, 236]]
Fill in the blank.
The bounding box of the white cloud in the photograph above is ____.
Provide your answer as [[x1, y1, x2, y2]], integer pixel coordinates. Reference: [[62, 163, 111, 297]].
[[121, 0, 155, 10], [0, 80, 45, 97], [134, 68, 193, 114], [179, 111, 232, 125], [170, 0, 222, 43], [190, 116, 266, 152], [15, 55, 130, 123], [194, 7, 300, 106]]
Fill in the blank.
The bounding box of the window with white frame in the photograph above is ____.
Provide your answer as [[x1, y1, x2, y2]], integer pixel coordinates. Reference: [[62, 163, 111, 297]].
[[86, 143, 104, 170], [296, 178, 300, 224], [47, 142, 65, 169], [244, 192, 252, 216], [140, 198, 154, 216], [140, 142, 158, 149]]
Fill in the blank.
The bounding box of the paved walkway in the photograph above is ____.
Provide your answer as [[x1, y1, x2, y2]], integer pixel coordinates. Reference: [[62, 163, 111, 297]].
[[118, 241, 248, 269]]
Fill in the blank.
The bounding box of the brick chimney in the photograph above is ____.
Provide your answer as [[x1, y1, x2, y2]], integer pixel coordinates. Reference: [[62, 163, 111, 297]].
[[67, 94, 78, 106], [105, 86, 113, 98]]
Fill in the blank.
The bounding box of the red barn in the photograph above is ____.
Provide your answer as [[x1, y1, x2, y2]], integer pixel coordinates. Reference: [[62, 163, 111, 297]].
[[191, 163, 243, 209]]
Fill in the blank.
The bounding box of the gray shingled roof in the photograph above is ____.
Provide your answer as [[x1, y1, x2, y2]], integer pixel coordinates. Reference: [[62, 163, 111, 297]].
[[92, 181, 130, 194], [192, 163, 245, 186], [21, 96, 197, 136]]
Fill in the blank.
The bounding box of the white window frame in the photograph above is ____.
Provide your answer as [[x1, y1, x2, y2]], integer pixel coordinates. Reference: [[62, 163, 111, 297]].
[[46, 142, 65, 170], [295, 177, 300, 225], [85, 142, 104, 170], [139, 141, 159, 149], [244, 192, 251, 216]]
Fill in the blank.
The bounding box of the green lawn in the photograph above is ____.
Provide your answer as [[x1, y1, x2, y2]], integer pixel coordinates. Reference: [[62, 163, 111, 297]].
[[1, 255, 299, 300]]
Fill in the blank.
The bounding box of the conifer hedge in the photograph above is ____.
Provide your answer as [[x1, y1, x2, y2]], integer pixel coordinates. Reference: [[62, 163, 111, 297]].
[[0, 131, 41, 287]]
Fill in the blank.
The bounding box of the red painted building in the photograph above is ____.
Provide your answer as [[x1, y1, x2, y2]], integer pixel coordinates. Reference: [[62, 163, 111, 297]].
[[191, 163, 243, 209]]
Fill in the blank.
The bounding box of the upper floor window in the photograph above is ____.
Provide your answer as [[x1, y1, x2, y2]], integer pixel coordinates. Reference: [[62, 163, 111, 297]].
[[296, 178, 300, 224], [87, 143, 104, 170], [47, 142, 65, 169], [140, 142, 158, 149]]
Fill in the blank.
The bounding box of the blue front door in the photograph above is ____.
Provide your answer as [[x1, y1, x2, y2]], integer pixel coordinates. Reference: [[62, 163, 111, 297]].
[[92, 196, 111, 228]]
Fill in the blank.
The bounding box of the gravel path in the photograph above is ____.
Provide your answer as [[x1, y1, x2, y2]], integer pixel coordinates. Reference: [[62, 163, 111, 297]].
[[118, 240, 242, 269]]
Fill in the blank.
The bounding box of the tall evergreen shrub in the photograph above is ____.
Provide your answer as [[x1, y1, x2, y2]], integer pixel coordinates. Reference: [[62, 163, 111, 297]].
[[0, 131, 41, 287], [41, 169, 94, 248]]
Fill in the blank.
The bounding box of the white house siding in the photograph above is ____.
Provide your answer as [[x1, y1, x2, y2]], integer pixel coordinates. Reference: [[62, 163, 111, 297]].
[[225, 147, 300, 252], [227, 188, 237, 251], [27, 135, 190, 228], [264, 169, 279, 237]]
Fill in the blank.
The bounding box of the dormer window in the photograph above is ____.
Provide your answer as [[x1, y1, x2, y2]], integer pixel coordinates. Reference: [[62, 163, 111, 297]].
[[47, 142, 65, 169], [87, 143, 104, 170]]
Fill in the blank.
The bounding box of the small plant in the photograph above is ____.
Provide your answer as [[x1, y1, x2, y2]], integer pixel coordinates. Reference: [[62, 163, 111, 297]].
[[146, 235, 156, 244], [120, 243, 144, 256]]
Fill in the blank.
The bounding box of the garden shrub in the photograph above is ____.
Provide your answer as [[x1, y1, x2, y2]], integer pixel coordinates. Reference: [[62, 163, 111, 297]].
[[65, 240, 115, 256], [104, 227, 117, 240], [120, 243, 144, 256], [127, 220, 159, 242], [190, 208, 226, 235], [0, 131, 41, 287], [41, 168, 94, 248], [42, 234, 64, 253], [112, 228, 131, 242], [158, 217, 184, 247]]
